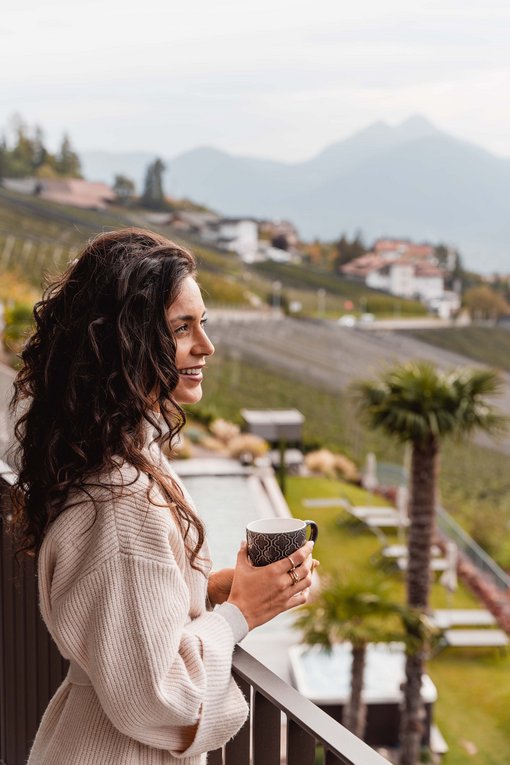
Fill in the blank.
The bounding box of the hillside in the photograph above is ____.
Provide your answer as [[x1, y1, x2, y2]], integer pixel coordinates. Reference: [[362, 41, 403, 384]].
[[0, 188, 426, 318], [402, 326, 510, 373], [81, 116, 510, 272]]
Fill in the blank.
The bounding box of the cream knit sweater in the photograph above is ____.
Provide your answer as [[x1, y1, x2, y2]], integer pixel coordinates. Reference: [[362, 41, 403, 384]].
[[28, 445, 249, 765]]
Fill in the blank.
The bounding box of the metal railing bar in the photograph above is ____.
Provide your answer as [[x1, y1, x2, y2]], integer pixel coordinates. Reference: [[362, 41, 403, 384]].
[[437, 505, 510, 590], [253, 690, 281, 765], [225, 676, 251, 764], [325, 750, 344, 765], [287, 718, 316, 764], [232, 647, 391, 765]]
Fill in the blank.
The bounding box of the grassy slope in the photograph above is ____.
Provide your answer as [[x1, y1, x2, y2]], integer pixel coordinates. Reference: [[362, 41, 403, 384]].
[[285, 474, 510, 765], [253, 260, 428, 317], [402, 326, 510, 374]]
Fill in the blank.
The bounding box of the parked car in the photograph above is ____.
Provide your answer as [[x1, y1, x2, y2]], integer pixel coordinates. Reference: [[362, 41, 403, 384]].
[[337, 314, 356, 327]]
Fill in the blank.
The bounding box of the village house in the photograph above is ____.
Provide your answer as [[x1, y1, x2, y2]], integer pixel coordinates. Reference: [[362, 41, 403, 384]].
[[2, 177, 115, 210], [340, 239, 460, 317]]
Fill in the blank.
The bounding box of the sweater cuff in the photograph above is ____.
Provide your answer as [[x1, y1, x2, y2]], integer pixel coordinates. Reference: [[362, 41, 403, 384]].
[[215, 602, 249, 643]]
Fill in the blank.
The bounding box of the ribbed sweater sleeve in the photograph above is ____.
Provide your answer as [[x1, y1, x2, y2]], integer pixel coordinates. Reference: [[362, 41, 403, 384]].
[[41, 472, 248, 758]]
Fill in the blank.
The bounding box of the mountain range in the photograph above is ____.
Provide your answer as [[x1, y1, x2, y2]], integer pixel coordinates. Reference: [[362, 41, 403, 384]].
[[81, 116, 510, 272]]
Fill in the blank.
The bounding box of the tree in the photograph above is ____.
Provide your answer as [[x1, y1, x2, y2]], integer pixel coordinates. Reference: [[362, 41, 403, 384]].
[[8, 116, 36, 177], [463, 285, 510, 321], [333, 233, 366, 272], [113, 174, 136, 206], [295, 575, 404, 738], [0, 135, 7, 180], [55, 133, 82, 177], [141, 157, 167, 210], [355, 362, 506, 764]]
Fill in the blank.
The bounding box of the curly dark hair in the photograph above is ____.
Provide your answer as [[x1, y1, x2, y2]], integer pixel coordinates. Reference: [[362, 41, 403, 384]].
[[10, 227, 207, 568]]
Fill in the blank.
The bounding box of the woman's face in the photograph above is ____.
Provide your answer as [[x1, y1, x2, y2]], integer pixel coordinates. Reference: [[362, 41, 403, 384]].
[[167, 275, 215, 405]]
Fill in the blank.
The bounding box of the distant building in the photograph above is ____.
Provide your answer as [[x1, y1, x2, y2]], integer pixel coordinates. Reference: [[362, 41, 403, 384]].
[[259, 219, 300, 250], [373, 239, 435, 261], [340, 238, 460, 315], [203, 218, 259, 261], [35, 179, 115, 210], [167, 210, 220, 234], [3, 176, 115, 210], [365, 260, 445, 301]]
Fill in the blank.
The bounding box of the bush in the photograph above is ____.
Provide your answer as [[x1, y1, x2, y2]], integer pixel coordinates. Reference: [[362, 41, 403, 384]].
[[3, 301, 34, 353], [228, 433, 269, 460], [305, 448, 359, 482], [209, 418, 240, 443]]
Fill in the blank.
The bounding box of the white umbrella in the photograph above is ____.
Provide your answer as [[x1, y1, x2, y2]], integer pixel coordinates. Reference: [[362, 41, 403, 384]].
[[396, 485, 408, 543], [440, 542, 459, 605], [362, 452, 378, 493]]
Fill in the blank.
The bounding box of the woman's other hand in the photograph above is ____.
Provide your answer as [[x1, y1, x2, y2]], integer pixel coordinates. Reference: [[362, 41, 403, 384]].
[[208, 568, 235, 606], [227, 541, 316, 630]]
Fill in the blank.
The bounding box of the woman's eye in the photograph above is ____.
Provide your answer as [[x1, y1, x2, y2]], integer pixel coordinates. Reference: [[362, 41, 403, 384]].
[[175, 324, 188, 335], [200, 318, 208, 328]]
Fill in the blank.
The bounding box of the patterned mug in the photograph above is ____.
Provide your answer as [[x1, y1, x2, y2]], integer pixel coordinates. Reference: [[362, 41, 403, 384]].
[[246, 517, 318, 567]]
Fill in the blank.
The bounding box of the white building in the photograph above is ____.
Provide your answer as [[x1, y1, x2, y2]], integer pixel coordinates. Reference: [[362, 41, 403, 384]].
[[202, 218, 258, 261], [365, 260, 444, 302]]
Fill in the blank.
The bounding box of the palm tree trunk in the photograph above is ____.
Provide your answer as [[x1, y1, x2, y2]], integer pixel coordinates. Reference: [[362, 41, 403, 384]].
[[343, 644, 367, 739], [400, 436, 438, 765]]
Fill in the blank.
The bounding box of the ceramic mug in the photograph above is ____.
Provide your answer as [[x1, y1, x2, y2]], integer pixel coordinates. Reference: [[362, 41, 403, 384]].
[[246, 517, 318, 567]]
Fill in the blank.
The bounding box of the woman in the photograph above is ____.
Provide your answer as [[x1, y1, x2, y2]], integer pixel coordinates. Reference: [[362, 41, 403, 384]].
[[10, 228, 315, 765]]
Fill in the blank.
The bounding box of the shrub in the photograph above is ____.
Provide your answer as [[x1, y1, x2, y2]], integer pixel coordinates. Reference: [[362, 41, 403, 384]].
[[228, 433, 269, 460], [305, 448, 359, 482], [3, 301, 34, 353], [209, 418, 240, 443]]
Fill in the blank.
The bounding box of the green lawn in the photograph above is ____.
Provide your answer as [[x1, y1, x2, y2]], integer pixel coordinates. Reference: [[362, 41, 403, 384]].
[[285, 474, 510, 765]]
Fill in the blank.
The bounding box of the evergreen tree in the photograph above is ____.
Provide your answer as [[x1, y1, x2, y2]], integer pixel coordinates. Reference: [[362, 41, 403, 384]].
[[32, 125, 49, 171], [0, 135, 7, 181], [55, 133, 82, 177], [333, 232, 366, 271], [141, 158, 167, 210], [9, 117, 36, 177], [113, 174, 136, 206]]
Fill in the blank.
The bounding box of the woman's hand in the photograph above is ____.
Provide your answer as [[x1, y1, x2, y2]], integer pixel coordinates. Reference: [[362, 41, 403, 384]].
[[208, 568, 234, 606], [227, 541, 317, 630]]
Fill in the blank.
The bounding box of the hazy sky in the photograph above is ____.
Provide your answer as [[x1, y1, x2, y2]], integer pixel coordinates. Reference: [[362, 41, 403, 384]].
[[2, 0, 510, 161]]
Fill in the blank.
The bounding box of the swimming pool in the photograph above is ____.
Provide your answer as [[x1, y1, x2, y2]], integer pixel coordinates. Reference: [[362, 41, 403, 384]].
[[175, 458, 287, 570]]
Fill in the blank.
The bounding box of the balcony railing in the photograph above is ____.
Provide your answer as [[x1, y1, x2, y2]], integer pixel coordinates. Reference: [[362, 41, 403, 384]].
[[0, 468, 390, 765], [208, 645, 392, 765]]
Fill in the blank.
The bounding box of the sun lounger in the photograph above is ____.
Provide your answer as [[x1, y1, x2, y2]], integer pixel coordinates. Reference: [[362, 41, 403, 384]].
[[349, 506, 399, 520], [382, 544, 441, 559], [443, 628, 509, 648], [365, 515, 409, 530], [397, 557, 448, 572], [302, 498, 349, 508], [430, 609, 497, 629]]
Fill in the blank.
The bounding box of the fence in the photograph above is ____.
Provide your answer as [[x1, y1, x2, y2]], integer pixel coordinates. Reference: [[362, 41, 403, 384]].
[[0, 477, 69, 765], [437, 505, 510, 591], [0, 472, 390, 765]]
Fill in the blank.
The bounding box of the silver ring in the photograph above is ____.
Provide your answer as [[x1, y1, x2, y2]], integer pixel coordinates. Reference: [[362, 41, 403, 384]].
[[288, 568, 300, 586]]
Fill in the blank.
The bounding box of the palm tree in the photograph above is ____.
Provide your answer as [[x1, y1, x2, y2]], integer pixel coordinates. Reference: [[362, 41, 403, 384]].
[[355, 361, 506, 765], [295, 575, 404, 738]]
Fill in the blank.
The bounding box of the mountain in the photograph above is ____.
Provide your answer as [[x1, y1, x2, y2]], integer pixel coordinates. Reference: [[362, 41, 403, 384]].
[[80, 117, 510, 272]]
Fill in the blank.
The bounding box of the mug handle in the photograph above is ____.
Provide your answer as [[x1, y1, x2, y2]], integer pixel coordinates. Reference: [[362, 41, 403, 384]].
[[304, 520, 318, 544]]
